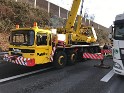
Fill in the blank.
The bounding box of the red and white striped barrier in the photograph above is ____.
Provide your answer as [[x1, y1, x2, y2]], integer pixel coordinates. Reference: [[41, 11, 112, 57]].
[[101, 49, 112, 54], [50, 46, 56, 62], [83, 53, 104, 60], [3, 54, 35, 66], [58, 40, 66, 47], [83, 49, 112, 60], [58, 40, 64, 46]]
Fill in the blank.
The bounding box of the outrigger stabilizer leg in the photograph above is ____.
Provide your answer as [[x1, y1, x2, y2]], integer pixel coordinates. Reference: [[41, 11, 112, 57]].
[[94, 59, 110, 69]]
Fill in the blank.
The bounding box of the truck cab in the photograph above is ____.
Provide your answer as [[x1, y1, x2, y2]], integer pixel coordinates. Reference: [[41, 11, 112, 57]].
[[5, 23, 53, 66], [112, 13, 124, 75]]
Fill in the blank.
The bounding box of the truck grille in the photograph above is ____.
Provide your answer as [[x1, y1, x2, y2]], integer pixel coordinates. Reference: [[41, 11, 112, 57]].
[[9, 48, 35, 53], [11, 52, 22, 56]]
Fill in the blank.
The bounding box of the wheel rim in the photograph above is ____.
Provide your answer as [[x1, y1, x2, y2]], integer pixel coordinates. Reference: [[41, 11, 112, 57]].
[[58, 56, 64, 65], [71, 54, 75, 61]]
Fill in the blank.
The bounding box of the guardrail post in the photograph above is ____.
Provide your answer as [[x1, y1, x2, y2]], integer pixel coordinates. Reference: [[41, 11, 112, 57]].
[[34, 0, 36, 8], [94, 59, 110, 69], [59, 6, 60, 17], [48, 1, 50, 13]]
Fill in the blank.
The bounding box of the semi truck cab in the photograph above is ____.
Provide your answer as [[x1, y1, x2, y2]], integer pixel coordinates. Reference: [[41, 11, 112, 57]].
[[112, 14, 124, 75]]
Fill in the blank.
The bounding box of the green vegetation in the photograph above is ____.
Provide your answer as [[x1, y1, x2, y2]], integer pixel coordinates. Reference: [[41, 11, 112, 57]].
[[95, 29, 110, 45], [0, 0, 49, 32], [0, 0, 50, 51], [50, 15, 66, 28]]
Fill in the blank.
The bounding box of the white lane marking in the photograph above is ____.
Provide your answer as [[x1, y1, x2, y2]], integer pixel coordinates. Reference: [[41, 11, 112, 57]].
[[100, 69, 115, 82], [0, 67, 53, 83]]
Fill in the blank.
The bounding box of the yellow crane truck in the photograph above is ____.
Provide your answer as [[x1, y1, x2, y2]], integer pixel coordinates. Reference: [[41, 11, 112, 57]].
[[3, 0, 101, 68]]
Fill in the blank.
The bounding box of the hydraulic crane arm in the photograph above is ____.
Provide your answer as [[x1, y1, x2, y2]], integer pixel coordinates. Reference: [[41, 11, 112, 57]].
[[65, 0, 81, 32], [76, 0, 84, 33]]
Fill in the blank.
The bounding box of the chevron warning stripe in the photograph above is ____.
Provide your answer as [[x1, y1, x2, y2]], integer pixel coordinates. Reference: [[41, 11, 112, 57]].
[[101, 49, 112, 54], [83, 49, 112, 60], [3, 54, 35, 66], [83, 53, 104, 60], [50, 46, 56, 62]]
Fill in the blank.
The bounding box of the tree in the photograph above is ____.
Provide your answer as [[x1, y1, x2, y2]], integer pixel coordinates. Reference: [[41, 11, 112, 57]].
[[84, 8, 89, 19], [90, 14, 95, 21], [84, 8, 95, 21]]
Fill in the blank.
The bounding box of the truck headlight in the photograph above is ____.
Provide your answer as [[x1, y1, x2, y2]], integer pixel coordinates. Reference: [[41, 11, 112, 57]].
[[114, 62, 122, 70], [114, 49, 119, 54]]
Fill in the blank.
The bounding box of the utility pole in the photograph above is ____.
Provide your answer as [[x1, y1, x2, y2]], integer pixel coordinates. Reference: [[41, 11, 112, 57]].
[[34, 0, 36, 8]]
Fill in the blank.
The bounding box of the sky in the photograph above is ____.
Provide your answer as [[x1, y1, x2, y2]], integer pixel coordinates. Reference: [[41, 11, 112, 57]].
[[47, 0, 124, 28]]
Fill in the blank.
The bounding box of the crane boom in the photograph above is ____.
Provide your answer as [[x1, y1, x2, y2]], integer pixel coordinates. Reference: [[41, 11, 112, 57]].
[[65, 0, 81, 31]]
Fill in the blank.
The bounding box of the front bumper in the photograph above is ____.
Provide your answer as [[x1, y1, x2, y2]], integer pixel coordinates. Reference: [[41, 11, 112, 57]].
[[113, 59, 124, 75], [3, 54, 35, 66], [113, 67, 124, 75]]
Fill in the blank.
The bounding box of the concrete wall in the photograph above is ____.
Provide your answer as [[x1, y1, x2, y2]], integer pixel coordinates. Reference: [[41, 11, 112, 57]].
[[50, 3, 59, 16], [16, 0, 110, 32], [36, 0, 48, 11], [60, 8, 68, 18]]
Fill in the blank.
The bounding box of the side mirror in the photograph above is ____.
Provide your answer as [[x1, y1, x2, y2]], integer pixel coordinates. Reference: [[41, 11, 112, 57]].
[[8, 36, 10, 42], [112, 26, 114, 38], [108, 33, 112, 39], [36, 35, 40, 46], [108, 25, 114, 39]]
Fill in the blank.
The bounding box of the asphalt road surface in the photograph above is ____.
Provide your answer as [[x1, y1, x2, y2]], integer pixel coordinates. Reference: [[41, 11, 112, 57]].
[[0, 58, 124, 93]]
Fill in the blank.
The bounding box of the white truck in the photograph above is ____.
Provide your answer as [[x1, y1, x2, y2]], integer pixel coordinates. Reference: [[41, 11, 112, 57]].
[[111, 13, 124, 75]]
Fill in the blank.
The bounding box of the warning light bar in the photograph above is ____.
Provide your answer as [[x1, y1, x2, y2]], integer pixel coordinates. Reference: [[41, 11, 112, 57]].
[[16, 25, 19, 29], [33, 22, 37, 27]]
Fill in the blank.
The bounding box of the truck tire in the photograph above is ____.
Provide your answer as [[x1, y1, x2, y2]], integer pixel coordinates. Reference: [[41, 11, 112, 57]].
[[77, 52, 83, 62], [53, 51, 67, 69], [67, 51, 77, 65]]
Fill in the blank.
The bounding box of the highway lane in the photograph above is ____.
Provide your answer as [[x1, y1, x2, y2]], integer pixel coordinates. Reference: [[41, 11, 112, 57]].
[[0, 61, 52, 79], [100, 74, 124, 93], [0, 58, 123, 93]]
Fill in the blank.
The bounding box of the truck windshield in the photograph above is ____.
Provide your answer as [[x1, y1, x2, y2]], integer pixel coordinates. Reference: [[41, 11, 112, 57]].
[[114, 25, 124, 40], [10, 30, 34, 46]]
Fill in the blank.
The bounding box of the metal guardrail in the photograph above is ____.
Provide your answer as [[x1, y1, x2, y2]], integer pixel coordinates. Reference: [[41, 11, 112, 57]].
[[0, 52, 8, 55], [0, 52, 8, 61]]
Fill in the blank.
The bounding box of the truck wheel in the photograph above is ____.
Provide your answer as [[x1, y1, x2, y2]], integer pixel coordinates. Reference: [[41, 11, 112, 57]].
[[53, 51, 67, 69], [77, 52, 84, 62], [67, 51, 77, 65]]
